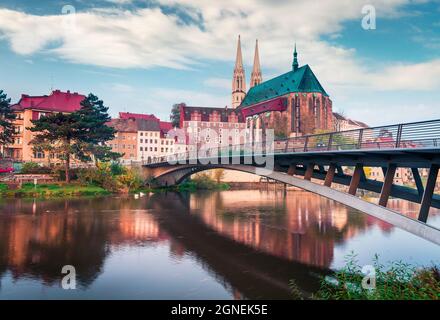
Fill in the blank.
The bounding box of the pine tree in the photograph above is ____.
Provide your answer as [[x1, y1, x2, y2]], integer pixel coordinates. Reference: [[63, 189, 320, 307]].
[[0, 90, 16, 152], [75, 94, 116, 144], [29, 112, 79, 182], [74, 94, 119, 165]]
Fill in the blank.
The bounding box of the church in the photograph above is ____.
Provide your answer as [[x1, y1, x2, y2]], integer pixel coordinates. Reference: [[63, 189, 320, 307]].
[[178, 36, 333, 144], [232, 36, 333, 138]]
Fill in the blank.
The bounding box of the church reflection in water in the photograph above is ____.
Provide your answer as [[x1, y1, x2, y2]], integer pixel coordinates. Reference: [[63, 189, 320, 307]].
[[0, 191, 435, 298]]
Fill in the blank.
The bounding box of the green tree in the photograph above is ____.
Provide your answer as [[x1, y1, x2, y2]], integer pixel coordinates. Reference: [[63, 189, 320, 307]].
[[29, 93, 119, 182], [73, 94, 119, 165], [170, 103, 184, 128], [0, 90, 16, 152], [29, 112, 79, 182]]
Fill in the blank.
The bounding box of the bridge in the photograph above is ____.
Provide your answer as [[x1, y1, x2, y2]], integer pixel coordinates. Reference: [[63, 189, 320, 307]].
[[142, 119, 440, 245]]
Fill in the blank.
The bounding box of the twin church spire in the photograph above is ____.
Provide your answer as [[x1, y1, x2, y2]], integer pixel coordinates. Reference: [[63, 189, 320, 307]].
[[231, 36, 299, 108], [232, 36, 262, 108]]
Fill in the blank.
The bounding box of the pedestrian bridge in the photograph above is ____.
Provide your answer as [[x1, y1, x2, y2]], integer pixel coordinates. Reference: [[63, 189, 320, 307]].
[[142, 119, 440, 245]]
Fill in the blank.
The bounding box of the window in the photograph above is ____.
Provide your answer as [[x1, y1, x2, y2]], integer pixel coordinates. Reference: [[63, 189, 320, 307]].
[[140, 147, 143, 151], [154, 147, 157, 151], [140, 139, 143, 143], [33, 151, 45, 159], [140, 132, 143, 136], [161, 148, 164, 152]]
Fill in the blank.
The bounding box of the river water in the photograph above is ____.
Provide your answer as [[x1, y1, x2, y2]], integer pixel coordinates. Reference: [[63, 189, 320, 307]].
[[0, 190, 439, 299]]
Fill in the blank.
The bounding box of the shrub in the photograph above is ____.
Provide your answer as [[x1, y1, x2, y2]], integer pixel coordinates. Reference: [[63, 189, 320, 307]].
[[313, 253, 440, 300], [21, 162, 52, 174], [78, 162, 142, 193]]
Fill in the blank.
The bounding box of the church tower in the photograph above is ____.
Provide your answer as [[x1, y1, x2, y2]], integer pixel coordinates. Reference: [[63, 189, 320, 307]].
[[232, 35, 246, 108], [250, 39, 262, 88]]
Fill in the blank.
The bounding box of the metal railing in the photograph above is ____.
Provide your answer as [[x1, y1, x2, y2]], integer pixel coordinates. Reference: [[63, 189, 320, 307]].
[[147, 118, 440, 165]]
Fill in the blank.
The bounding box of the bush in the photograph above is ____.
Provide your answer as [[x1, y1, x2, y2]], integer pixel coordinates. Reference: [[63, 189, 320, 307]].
[[313, 253, 440, 300], [78, 162, 142, 193], [53, 167, 80, 181], [21, 162, 52, 174]]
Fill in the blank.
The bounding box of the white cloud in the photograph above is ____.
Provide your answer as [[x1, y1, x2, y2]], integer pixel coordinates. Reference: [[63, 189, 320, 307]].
[[0, 0, 439, 123]]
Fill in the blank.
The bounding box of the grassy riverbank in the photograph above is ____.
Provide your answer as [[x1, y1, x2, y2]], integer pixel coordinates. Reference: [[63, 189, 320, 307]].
[[0, 183, 111, 198]]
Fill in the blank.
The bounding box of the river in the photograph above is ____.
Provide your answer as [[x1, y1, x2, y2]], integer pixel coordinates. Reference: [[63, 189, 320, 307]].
[[0, 190, 439, 299]]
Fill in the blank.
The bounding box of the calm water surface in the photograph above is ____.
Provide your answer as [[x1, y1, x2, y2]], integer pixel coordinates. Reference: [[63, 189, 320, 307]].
[[0, 190, 439, 299]]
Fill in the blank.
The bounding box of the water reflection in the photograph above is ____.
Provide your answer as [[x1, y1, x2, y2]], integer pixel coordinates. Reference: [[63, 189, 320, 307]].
[[0, 191, 438, 299]]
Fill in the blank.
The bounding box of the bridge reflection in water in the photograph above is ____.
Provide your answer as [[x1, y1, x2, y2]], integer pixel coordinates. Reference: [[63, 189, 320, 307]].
[[0, 191, 439, 299]]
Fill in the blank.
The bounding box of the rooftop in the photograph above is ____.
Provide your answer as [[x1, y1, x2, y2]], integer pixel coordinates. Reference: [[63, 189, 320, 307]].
[[11, 90, 86, 113], [239, 64, 329, 108]]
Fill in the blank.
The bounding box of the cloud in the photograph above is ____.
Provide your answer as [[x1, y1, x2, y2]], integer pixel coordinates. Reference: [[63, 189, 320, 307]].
[[0, 0, 439, 124]]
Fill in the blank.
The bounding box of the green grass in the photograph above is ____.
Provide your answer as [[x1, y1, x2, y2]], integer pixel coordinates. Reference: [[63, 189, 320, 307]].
[[0, 183, 110, 198], [0, 183, 8, 192], [177, 181, 230, 192]]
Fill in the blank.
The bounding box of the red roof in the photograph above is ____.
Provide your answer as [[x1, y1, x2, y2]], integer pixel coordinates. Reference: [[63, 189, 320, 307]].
[[12, 90, 86, 113], [119, 112, 160, 122]]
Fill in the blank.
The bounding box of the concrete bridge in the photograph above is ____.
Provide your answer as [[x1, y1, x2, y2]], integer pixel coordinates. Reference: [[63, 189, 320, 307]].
[[143, 119, 440, 245]]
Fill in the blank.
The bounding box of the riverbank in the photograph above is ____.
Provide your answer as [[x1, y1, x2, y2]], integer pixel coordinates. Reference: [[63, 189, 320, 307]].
[[0, 181, 230, 198], [0, 182, 111, 198]]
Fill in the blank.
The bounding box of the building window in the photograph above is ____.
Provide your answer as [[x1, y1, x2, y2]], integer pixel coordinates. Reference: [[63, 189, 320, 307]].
[[140, 132, 143, 136], [140, 147, 143, 151], [33, 151, 45, 159], [140, 139, 143, 143]]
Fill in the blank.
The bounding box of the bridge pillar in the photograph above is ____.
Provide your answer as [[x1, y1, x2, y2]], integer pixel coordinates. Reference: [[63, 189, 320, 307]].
[[411, 167, 424, 198], [287, 163, 297, 176], [418, 164, 439, 223], [324, 164, 336, 187], [378, 163, 397, 207], [304, 163, 314, 181], [348, 163, 363, 195]]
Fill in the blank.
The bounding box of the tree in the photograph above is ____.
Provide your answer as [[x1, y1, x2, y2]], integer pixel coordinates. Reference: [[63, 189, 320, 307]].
[[170, 103, 184, 128], [0, 90, 16, 153], [74, 94, 119, 165], [29, 112, 79, 182], [212, 168, 225, 183], [29, 93, 119, 182]]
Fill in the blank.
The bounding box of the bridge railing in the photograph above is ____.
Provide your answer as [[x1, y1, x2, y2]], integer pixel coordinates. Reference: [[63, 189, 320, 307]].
[[147, 118, 440, 164]]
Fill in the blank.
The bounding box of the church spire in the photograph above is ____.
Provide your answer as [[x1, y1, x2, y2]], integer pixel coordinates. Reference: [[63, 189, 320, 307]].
[[232, 35, 246, 108], [250, 39, 262, 88], [292, 43, 299, 71]]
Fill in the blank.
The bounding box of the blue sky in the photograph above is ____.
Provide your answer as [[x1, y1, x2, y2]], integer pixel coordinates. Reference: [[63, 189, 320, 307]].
[[0, 0, 439, 126]]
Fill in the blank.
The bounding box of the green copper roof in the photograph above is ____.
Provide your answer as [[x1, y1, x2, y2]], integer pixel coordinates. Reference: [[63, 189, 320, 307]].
[[239, 64, 329, 108]]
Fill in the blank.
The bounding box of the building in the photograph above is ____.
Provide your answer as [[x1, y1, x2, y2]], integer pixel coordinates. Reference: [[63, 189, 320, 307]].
[[178, 105, 247, 147], [236, 42, 333, 138], [333, 112, 369, 131], [107, 113, 175, 163], [107, 118, 139, 162], [3, 90, 86, 163]]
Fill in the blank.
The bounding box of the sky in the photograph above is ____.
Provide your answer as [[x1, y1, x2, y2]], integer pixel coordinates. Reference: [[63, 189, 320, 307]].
[[0, 0, 439, 126]]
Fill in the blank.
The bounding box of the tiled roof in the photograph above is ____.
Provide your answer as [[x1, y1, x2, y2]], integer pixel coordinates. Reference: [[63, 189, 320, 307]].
[[119, 112, 160, 122], [108, 118, 160, 133], [11, 90, 86, 113], [239, 64, 328, 108]]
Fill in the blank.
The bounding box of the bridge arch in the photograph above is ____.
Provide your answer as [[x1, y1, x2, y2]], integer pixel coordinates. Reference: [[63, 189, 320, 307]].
[[147, 164, 440, 246]]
